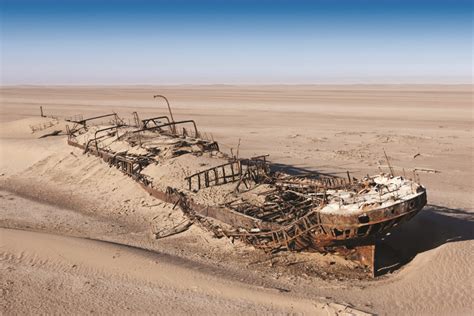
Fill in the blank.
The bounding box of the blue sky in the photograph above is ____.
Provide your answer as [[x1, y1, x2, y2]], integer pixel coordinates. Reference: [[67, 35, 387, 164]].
[[1, 0, 472, 84]]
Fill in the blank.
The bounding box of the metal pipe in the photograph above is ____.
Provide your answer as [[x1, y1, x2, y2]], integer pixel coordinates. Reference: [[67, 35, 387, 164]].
[[153, 94, 175, 124], [90, 125, 124, 153], [131, 120, 199, 137], [75, 113, 119, 127], [141, 115, 171, 128]]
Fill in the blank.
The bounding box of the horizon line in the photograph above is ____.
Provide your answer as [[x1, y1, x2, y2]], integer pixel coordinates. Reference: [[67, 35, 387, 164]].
[[1, 82, 473, 87]]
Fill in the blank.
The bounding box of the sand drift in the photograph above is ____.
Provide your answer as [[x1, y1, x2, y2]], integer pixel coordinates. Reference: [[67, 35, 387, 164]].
[[61, 97, 427, 276]]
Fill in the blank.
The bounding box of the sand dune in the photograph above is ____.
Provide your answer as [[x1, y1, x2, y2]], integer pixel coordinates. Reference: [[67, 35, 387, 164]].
[[3, 228, 361, 315], [0, 85, 472, 315]]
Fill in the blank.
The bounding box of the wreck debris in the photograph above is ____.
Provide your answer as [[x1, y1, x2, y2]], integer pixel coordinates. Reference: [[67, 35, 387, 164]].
[[184, 155, 269, 192], [30, 119, 59, 133], [39, 130, 62, 138], [414, 168, 440, 173], [154, 220, 194, 239], [63, 96, 427, 276]]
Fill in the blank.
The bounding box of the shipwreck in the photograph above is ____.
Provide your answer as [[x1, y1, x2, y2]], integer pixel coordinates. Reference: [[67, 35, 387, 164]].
[[62, 95, 427, 276]]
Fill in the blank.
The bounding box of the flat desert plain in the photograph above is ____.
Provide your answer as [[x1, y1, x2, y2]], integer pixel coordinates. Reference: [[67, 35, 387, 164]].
[[0, 85, 472, 315]]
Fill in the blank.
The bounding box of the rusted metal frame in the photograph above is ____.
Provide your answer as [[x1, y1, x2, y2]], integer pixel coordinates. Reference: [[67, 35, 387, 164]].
[[233, 158, 270, 192], [66, 123, 85, 141], [132, 112, 142, 128], [253, 197, 314, 220], [279, 173, 353, 189], [83, 136, 149, 183], [230, 207, 323, 243], [246, 154, 269, 163], [213, 168, 219, 185], [216, 161, 239, 183], [83, 125, 124, 153], [228, 199, 389, 251], [234, 168, 249, 192], [141, 116, 171, 128], [209, 142, 220, 151], [110, 155, 133, 176], [158, 120, 198, 138], [230, 163, 236, 181], [72, 113, 120, 127], [131, 120, 199, 138], [93, 125, 126, 152], [68, 139, 151, 185], [262, 202, 314, 224], [186, 160, 241, 191], [240, 155, 269, 170], [100, 147, 150, 181], [84, 135, 108, 154], [266, 202, 317, 222], [275, 178, 357, 194]]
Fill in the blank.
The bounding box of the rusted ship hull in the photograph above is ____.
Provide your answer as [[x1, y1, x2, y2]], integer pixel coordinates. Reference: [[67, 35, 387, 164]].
[[63, 106, 427, 276], [234, 190, 426, 251], [233, 189, 426, 275]]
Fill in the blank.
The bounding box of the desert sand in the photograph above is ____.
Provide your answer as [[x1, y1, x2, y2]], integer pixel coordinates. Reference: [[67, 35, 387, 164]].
[[0, 85, 472, 315]]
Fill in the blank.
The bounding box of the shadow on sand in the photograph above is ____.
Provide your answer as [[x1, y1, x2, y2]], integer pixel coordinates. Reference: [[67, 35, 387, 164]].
[[375, 204, 474, 275]]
